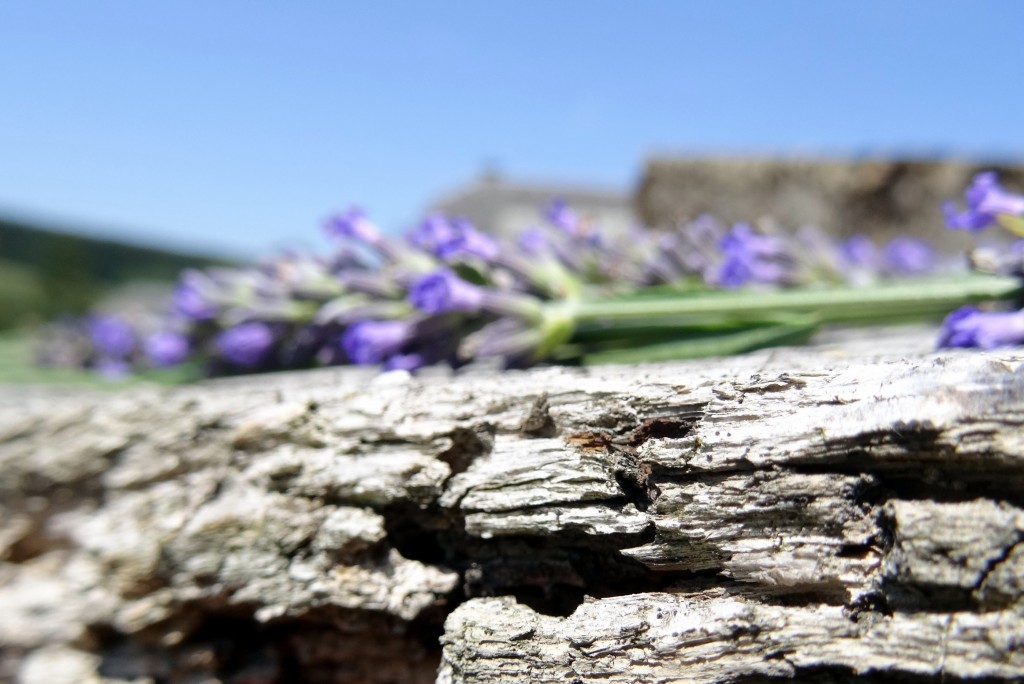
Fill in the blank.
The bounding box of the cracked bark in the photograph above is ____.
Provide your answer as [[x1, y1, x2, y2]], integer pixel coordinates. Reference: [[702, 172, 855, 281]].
[[1, 328, 1023, 683]]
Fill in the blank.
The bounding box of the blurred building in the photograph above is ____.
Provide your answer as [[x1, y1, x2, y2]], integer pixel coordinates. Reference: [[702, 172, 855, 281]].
[[635, 157, 1024, 249], [430, 170, 634, 240], [429, 159, 1024, 251]]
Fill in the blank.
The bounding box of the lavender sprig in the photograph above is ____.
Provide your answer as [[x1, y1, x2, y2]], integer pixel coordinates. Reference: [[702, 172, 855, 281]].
[[943, 172, 1024, 233], [37, 191, 1016, 380]]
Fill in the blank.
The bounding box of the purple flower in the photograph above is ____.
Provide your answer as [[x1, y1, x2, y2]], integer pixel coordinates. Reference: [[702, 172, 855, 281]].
[[405, 214, 498, 261], [341, 320, 409, 365], [883, 237, 934, 275], [545, 199, 581, 235], [715, 258, 751, 289], [840, 235, 879, 268], [715, 224, 790, 288], [938, 306, 1024, 349], [410, 271, 541, 321], [173, 274, 217, 321], [216, 322, 274, 367], [944, 172, 1024, 232], [88, 315, 135, 358], [437, 219, 499, 261], [324, 207, 382, 244], [144, 331, 189, 367], [406, 214, 459, 253], [517, 227, 549, 255], [408, 270, 485, 314]]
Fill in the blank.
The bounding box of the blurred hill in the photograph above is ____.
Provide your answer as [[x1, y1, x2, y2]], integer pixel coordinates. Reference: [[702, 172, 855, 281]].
[[0, 216, 232, 330]]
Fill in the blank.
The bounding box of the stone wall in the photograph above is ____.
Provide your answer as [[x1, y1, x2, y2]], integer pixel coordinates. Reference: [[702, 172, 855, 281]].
[[635, 157, 1024, 248]]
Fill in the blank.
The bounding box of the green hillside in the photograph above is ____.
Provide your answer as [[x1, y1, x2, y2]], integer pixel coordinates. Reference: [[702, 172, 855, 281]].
[[0, 216, 232, 329]]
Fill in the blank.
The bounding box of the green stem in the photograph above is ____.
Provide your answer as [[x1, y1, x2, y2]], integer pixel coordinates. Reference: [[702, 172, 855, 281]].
[[568, 275, 1022, 326], [581, 321, 819, 365]]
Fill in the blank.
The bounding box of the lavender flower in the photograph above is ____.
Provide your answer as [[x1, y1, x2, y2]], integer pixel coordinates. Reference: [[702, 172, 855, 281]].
[[216, 322, 274, 368], [408, 270, 485, 314], [88, 315, 135, 358], [943, 172, 1024, 232], [883, 237, 934, 275], [938, 305, 1024, 349], [437, 219, 499, 261], [341, 320, 410, 365], [406, 214, 459, 253], [407, 214, 499, 261], [517, 227, 549, 255], [545, 199, 582, 235], [410, 269, 544, 322], [715, 224, 792, 288], [840, 235, 879, 269], [324, 207, 382, 244], [832, 234, 884, 285], [144, 331, 189, 367], [173, 272, 218, 321]]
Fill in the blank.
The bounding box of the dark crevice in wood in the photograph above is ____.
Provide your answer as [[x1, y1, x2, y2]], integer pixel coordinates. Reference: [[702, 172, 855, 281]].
[[614, 455, 658, 511], [268, 607, 442, 684], [622, 415, 703, 446], [435, 424, 495, 477], [92, 604, 274, 684], [788, 458, 1024, 508], [880, 582, 983, 614], [835, 543, 875, 559], [92, 603, 443, 684], [580, 402, 709, 441], [379, 502, 454, 567], [384, 501, 671, 617]]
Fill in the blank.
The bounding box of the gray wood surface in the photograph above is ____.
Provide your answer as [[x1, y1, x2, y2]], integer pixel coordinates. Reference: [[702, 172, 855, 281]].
[[2, 328, 1022, 683]]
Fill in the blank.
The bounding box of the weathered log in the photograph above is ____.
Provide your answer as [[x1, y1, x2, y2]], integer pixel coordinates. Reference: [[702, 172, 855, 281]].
[[1, 329, 1023, 683]]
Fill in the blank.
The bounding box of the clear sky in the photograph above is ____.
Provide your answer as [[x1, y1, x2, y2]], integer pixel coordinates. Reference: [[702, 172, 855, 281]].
[[1, 1, 1022, 258]]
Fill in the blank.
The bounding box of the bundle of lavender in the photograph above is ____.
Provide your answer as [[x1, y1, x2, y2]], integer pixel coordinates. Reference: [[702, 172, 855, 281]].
[[35, 185, 1023, 380]]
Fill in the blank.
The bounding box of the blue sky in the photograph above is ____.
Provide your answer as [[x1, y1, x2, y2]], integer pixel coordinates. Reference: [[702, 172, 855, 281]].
[[1, 1, 1022, 258]]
